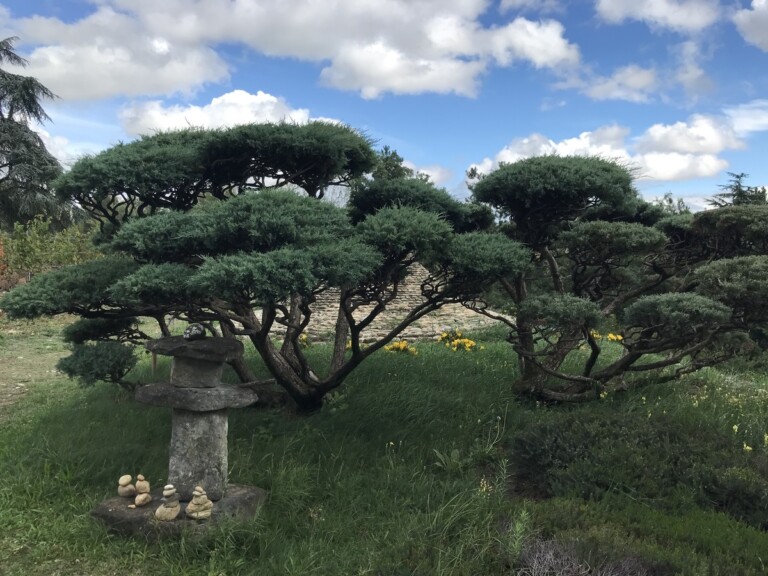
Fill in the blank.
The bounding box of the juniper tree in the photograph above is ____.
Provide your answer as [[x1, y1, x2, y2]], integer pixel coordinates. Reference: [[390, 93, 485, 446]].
[[1, 122, 527, 410], [471, 155, 768, 401]]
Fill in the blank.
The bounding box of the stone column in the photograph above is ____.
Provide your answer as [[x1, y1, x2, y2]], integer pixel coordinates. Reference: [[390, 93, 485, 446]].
[[136, 336, 257, 502]]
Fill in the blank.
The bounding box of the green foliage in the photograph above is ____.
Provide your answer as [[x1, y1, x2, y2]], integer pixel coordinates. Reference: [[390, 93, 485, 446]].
[[519, 293, 602, 331], [110, 190, 354, 262], [356, 206, 452, 256], [653, 191, 691, 215], [0, 256, 138, 318], [695, 255, 768, 322], [192, 249, 321, 303], [61, 317, 140, 344], [559, 220, 667, 262], [110, 263, 195, 305], [349, 176, 493, 232], [56, 341, 137, 389], [444, 232, 530, 288], [691, 205, 768, 257], [708, 172, 767, 208], [0, 37, 69, 231], [472, 155, 639, 246], [512, 408, 768, 529], [0, 217, 100, 276], [56, 123, 376, 235], [622, 293, 731, 337]]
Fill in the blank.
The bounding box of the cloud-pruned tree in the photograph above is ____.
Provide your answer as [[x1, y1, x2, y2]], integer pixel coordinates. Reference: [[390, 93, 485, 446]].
[[1, 122, 527, 410], [471, 155, 768, 401]]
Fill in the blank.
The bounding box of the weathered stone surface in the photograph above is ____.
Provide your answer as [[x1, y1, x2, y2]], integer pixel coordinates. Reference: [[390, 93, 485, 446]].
[[135, 492, 152, 507], [257, 263, 513, 343], [155, 494, 181, 522], [170, 357, 224, 388], [91, 484, 268, 539], [183, 323, 206, 340], [146, 336, 244, 363], [135, 474, 150, 494], [168, 409, 228, 501], [186, 486, 214, 520], [136, 383, 258, 411], [118, 474, 132, 487], [117, 484, 136, 498]]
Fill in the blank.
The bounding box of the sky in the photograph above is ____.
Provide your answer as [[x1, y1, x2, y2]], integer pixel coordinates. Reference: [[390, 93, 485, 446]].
[[1, 0, 767, 210]]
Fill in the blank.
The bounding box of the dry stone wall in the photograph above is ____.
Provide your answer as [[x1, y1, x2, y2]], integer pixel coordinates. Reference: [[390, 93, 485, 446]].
[[271, 264, 507, 342]]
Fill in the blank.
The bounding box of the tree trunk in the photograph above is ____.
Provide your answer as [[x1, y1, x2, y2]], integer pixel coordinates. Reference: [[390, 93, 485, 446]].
[[330, 285, 350, 372]]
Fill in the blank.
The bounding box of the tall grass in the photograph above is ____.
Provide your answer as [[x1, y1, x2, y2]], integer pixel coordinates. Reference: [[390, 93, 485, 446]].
[[1, 324, 767, 575]]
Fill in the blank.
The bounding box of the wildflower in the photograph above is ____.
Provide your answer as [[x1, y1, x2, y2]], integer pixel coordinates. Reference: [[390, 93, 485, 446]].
[[764, 433, 768, 447], [607, 333, 624, 342], [384, 340, 417, 355], [733, 424, 739, 434], [478, 477, 494, 494], [599, 391, 608, 400], [743, 443, 753, 453]]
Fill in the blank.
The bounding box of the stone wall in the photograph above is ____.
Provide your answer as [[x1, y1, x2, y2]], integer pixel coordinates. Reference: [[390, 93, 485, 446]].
[[276, 264, 506, 342]]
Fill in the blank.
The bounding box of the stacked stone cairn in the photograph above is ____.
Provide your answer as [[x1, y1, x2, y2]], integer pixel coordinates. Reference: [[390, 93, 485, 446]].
[[186, 485, 214, 520], [155, 484, 181, 522], [92, 326, 265, 536], [117, 474, 135, 497], [132, 474, 152, 508]]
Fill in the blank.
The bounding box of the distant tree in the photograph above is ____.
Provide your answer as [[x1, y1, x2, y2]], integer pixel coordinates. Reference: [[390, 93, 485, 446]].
[[1, 123, 524, 411], [0, 36, 69, 231], [654, 192, 690, 215], [470, 155, 768, 401], [708, 172, 767, 208], [370, 146, 415, 181]]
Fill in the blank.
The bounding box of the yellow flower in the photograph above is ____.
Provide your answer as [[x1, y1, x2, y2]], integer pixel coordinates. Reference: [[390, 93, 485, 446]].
[[733, 424, 739, 434], [599, 391, 608, 399], [743, 443, 753, 453]]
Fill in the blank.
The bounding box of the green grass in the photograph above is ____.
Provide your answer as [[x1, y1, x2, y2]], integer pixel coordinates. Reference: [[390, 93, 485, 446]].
[[1, 319, 768, 575]]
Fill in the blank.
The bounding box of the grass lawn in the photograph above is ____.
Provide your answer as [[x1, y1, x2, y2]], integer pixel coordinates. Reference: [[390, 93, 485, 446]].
[[1, 317, 767, 575]]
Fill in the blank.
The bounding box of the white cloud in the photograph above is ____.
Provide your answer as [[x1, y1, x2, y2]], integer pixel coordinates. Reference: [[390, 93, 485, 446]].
[[11, 7, 228, 99], [673, 41, 714, 97], [32, 125, 105, 168], [724, 100, 768, 135], [635, 152, 727, 180], [119, 90, 313, 136], [319, 43, 486, 99], [484, 18, 579, 69], [471, 112, 754, 182], [636, 115, 743, 154], [499, 0, 562, 12], [733, 0, 768, 51], [595, 0, 721, 32], [7, 1, 580, 100], [583, 65, 658, 102], [403, 161, 453, 186]]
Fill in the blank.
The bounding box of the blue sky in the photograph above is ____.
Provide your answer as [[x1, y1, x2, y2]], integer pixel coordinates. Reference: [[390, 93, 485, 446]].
[[2, 0, 767, 209]]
